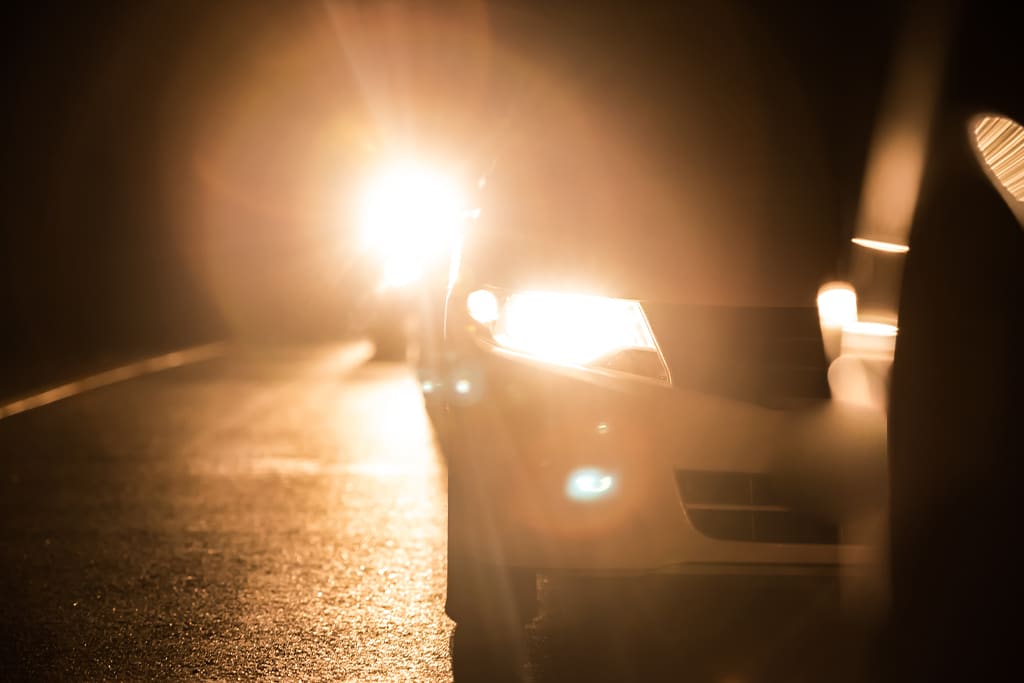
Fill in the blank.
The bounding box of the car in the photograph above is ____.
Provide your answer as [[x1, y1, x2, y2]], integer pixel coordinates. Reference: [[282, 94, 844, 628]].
[[413, 3, 900, 630], [341, 256, 415, 361], [352, 162, 468, 362]]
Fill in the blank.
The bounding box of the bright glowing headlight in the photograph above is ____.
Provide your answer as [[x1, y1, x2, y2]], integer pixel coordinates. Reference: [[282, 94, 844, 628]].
[[359, 162, 465, 287], [467, 289, 668, 380]]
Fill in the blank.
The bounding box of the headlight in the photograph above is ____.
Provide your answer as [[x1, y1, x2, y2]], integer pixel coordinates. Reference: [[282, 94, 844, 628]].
[[359, 162, 465, 287], [466, 288, 669, 382]]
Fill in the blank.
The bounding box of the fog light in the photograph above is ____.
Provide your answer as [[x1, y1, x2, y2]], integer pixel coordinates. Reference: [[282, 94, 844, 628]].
[[567, 468, 615, 501]]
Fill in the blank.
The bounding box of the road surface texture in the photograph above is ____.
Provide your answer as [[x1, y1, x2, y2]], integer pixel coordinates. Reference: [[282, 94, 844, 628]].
[[0, 344, 878, 681]]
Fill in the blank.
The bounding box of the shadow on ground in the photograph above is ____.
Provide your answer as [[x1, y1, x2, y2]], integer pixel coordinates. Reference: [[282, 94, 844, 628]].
[[452, 574, 882, 683]]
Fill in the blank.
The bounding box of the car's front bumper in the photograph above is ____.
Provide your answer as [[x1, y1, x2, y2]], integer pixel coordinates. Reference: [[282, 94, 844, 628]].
[[440, 322, 888, 575]]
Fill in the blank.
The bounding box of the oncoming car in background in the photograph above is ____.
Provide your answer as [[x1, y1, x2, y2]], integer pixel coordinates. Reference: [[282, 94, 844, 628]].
[[353, 162, 469, 361]]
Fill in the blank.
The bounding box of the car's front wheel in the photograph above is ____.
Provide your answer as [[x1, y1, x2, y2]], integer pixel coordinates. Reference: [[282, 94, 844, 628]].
[[445, 554, 537, 630], [446, 471, 538, 631]]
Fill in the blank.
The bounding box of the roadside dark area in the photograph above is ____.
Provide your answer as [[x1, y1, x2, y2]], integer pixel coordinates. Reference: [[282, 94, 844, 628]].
[[2, 1, 382, 401], [0, 1, 229, 399]]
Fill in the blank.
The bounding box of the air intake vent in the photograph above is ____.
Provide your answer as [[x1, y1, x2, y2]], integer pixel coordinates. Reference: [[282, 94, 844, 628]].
[[675, 470, 839, 544]]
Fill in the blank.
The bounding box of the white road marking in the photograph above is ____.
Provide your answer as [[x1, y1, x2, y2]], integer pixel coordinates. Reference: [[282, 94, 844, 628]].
[[0, 342, 227, 420]]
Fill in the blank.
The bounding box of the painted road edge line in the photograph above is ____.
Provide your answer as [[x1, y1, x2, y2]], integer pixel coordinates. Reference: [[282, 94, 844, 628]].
[[0, 342, 227, 420]]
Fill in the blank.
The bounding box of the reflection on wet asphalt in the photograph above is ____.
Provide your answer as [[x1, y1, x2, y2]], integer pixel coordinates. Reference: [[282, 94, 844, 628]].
[[0, 344, 878, 681]]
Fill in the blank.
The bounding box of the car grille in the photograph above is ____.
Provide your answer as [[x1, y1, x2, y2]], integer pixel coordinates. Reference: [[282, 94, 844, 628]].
[[675, 470, 839, 544], [642, 304, 829, 407]]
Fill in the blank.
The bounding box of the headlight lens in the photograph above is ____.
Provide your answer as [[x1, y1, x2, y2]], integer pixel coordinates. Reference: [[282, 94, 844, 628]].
[[467, 288, 668, 380]]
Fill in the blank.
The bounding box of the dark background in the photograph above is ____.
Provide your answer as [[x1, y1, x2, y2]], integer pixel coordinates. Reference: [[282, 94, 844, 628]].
[[1, 1, 230, 395], [2, 0, 1019, 396], [1, 0, 373, 398], [0, 0, 904, 399]]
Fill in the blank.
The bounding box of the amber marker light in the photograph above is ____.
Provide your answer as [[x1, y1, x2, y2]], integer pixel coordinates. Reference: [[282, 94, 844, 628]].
[[817, 282, 858, 360], [817, 282, 859, 330]]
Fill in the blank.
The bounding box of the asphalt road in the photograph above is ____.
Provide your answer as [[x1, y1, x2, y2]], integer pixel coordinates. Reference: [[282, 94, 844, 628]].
[[0, 344, 880, 681]]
